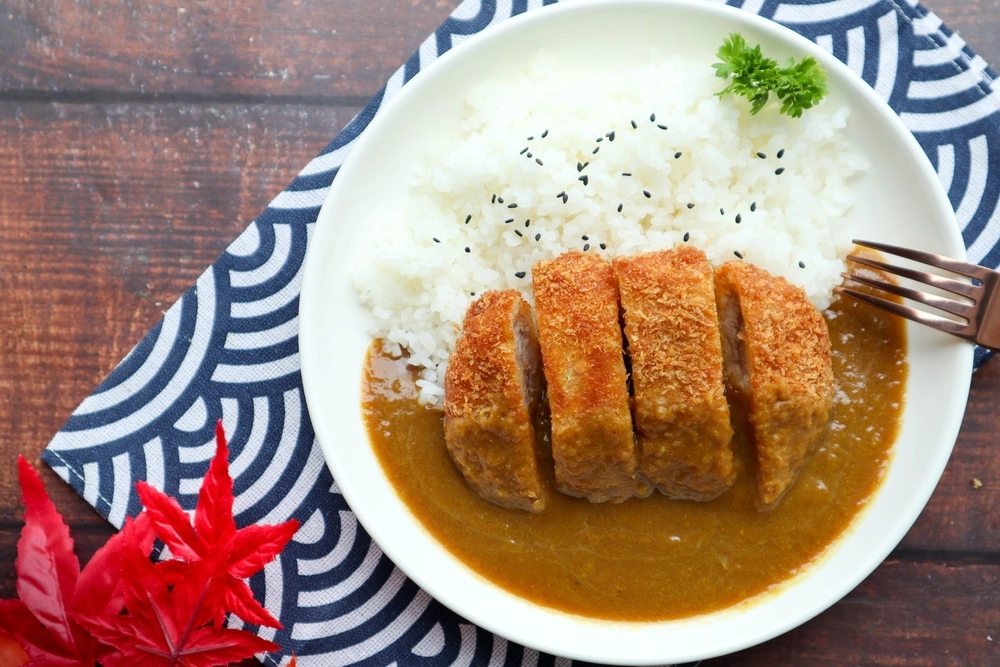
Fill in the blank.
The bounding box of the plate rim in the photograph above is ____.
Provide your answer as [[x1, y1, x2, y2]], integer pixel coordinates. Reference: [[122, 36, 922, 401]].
[[299, 0, 974, 662]]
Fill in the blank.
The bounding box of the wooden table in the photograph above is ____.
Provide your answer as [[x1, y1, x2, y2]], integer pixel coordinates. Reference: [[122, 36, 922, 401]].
[[2, 1, 997, 664]]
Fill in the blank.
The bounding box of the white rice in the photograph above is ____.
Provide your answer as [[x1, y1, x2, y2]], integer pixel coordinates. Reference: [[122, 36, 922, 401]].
[[353, 50, 866, 405]]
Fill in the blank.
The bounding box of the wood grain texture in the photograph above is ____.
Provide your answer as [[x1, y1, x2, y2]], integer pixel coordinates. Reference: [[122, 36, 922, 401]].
[[930, 0, 1000, 72], [900, 355, 1000, 554], [705, 558, 1000, 666], [0, 0, 460, 98], [0, 102, 359, 523], [0, 0, 998, 664]]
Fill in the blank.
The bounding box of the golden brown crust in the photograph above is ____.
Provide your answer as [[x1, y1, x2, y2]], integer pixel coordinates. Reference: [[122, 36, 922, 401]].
[[714, 261, 834, 509], [614, 246, 735, 501], [443, 290, 546, 512], [532, 251, 636, 502]]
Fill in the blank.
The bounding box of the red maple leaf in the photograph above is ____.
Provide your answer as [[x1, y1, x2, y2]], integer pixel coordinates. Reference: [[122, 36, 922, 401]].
[[136, 421, 300, 629], [73, 524, 279, 666], [0, 457, 154, 665]]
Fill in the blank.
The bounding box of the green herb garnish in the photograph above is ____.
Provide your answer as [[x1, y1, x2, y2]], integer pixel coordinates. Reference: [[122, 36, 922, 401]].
[[712, 32, 828, 118]]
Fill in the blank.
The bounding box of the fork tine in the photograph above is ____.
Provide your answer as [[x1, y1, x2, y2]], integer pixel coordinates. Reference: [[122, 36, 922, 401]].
[[852, 239, 990, 280], [840, 271, 974, 319], [834, 286, 973, 337], [846, 253, 979, 299]]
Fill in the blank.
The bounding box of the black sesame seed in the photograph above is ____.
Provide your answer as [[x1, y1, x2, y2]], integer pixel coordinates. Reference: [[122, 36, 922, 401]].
[[608, 131, 616, 141], [534, 233, 541, 241], [583, 243, 590, 251], [527, 135, 534, 141], [757, 151, 766, 159], [582, 235, 589, 241], [556, 191, 566, 199], [617, 203, 623, 213], [491, 194, 496, 204], [562, 194, 569, 203], [582, 161, 589, 170], [799, 260, 806, 268], [650, 113, 656, 122], [643, 190, 652, 198], [658, 124, 668, 130], [735, 214, 742, 224], [683, 232, 690, 242], [750, 201, 757, 212], [470, 292, 475, 296], [433, 237, 440, 243], [526, 152, 532, 158], [541, 129, 549, 138], [579, 175, 589, 186], [515, 271, 526, 278], [520, 147, 528, 155], [720, 208, 725, 215], [631, 120, 638, 129], [734, 251, 744, 259], [577, 162, 584, 172], [622, 172, 632, 177], [505, 218, 514, 224], [508, 203, 517, 209], [596, 137, 604, 143], [592, 146, 600, 154], [536, 158, 544, 166], [497, 196, 504, 204], [465, 247, 471, 253], [525, 220, 530, 228], [599, 243, 607, 250], [514, 230, 523, 237], [464, 214, 472, 224], [777, 148, 785, 158], [674, 151, 682, 159], [686, 203, 695, 209], [775, 167, 785, 175]]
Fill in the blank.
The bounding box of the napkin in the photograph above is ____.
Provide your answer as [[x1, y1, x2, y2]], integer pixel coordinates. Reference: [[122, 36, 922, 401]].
[[42, 0, 1000, 664]]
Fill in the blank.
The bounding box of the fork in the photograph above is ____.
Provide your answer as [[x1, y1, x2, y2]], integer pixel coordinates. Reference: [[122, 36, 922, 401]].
[[834, 239, 1000, 350]]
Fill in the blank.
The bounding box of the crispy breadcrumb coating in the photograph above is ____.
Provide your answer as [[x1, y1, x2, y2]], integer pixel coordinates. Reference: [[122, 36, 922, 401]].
[[715, 261, 834, 509], [614, 246, 735, 500], [532, 251, 637, 502], [444, 290, 546, 512]]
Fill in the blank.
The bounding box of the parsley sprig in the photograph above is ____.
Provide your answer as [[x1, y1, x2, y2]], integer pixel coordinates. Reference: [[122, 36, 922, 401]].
[[712, 32, 829, 118]]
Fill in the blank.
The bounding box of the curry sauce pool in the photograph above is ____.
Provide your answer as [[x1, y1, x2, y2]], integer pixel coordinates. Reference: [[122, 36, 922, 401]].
[[360, 293, 905, 621]]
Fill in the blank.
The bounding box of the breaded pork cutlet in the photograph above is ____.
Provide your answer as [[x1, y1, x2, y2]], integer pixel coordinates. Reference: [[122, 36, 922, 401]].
[[532, 251, 637, 503], [714, 261, 834, 509], [444, 290, 546, 512], [614, 247, 735, 500]]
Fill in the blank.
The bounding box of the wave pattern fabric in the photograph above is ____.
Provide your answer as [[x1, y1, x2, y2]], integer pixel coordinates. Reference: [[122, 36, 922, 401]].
[[43, 0, 1000, 664]]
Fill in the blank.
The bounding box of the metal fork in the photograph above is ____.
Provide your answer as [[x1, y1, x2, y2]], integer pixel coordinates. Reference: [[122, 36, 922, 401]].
[[835, 239, 1000, 350]]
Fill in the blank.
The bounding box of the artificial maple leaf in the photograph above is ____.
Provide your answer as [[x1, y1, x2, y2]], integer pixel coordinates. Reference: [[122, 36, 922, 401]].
[[135, 421, 300, 629], [73, 528, 278, 667], [0, 458, 155, 666], [0, 629, 29, 667]]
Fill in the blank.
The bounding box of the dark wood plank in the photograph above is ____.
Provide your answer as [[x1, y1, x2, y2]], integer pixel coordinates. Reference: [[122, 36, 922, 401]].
[[0, 0, 461, 98], [704, 559, 1000, 666], [0, 102, 358, 519], [900, 354, 1000, 554], [931, 0, 1000, 74]]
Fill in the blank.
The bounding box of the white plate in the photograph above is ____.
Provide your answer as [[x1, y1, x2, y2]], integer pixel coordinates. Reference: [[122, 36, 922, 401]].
[[299, 1, 973, 663]]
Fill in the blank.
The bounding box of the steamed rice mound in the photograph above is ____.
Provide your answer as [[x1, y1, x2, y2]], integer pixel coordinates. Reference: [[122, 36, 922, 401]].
[[353, 50, 865, 405]]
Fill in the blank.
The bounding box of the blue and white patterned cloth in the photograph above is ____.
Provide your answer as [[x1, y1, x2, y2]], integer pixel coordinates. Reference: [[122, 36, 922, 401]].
[[42, 0, 1000, 664]]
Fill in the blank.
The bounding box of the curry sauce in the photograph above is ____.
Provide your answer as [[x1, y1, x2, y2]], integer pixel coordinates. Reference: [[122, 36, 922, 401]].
[[361, 292, 906, 621]]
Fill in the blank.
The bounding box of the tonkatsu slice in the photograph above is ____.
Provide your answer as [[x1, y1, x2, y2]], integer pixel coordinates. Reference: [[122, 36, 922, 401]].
[[532, 251, 637, 503], [714, 261, 835, 509], [614, 247, 735, 501], [444, 290, 546, 512]]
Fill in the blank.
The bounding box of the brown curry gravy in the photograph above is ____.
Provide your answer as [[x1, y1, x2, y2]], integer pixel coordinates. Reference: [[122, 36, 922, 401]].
[[361, 292, 906, 621]]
